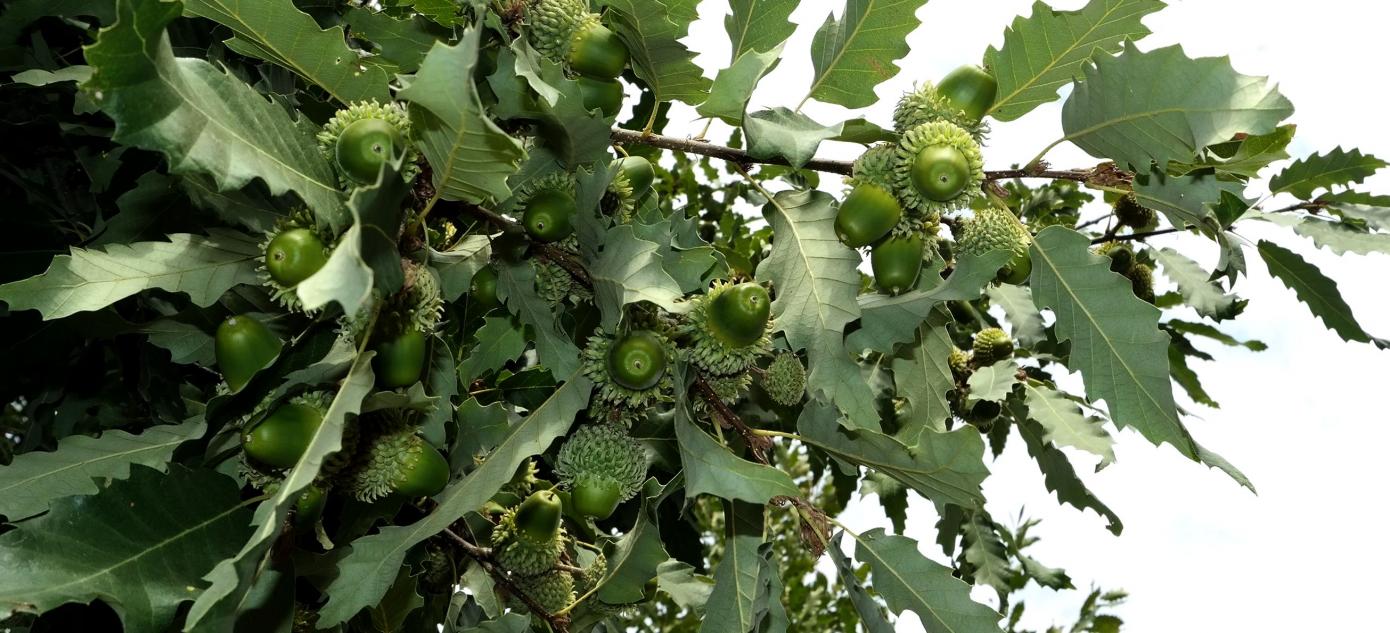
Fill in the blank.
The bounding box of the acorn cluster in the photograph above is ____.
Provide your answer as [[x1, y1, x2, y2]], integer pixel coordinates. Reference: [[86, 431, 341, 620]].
[[838, 65, 997, 296]]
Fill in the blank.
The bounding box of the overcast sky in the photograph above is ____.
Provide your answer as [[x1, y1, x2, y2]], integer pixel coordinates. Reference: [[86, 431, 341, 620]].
[[662, 1, 1390, 630]]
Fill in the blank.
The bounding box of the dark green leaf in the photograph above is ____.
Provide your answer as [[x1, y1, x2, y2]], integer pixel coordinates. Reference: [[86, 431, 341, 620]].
[[1270, 147, 1387, 200], [1256, 240, 1387, 348], [853, 529, 1003, 633], [805, 0, 926, 109], [725, 0, 796, 60], [599, 0, 711, 107]]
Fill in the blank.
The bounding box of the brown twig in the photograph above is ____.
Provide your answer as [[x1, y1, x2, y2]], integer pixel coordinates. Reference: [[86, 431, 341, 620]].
[[693, 372, 773, 463], [443, 527, 572, 632]]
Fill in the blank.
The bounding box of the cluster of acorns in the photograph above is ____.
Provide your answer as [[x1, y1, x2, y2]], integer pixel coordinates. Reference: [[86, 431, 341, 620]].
[[837, 65, 1034, 294]]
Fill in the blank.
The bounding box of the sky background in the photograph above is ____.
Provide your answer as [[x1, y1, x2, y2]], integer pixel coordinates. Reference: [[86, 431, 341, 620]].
[[652, 1, 1390, 631]]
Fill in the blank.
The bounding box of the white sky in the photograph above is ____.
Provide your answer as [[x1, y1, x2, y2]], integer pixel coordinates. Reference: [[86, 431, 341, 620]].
[[662, 1, 1390, 631]]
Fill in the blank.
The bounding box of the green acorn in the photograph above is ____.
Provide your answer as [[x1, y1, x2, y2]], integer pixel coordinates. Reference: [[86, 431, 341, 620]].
[[1114, 194, 1158, 230], [316, 101, 417, 187], [517, 172, 578, 243], [957, 205, 1033, 284], [1128, 263, 1156, 303], [241, 391, 333, 470], [972, 328, 1014, 366], [893, 121, 984, 215], [492, 490, 567, 576], [581, 330, 675, 409], [257, 212, 332, 312], [527, 0, 628, 78], [342, 417, 449, 502], [763, 352, 806, 406], [555, 423, 648, 519], [681, 281, 774, 376], [518, 569, 575, 613]]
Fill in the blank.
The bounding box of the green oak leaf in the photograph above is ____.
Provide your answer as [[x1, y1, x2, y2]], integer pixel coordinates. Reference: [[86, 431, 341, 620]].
[[1029, 227, 1191, 454], [851, 250, 1012, 352], [798, 401, 988, 508], [1015, 412, 1122, 535], [590, 224, 686, 329], [1324, 191, 1390, 231], [0, 466, 253, 633], [725, 0, 796, 60], [961, 511, 1016, 601], [83, 0, 343, 224], [596, 480, 668, 604], [1169, 124, 1294, 178], [966, 359, 1020, 404], [0, 418, 206, 521], [296, 156, 408, 313], [804, 0, 925, 109], [1022, 382, 1115, 464], [699, 501, 768, 633], [697, 44, 784, 126], [496, 260, 582, 377], [458, 316, 527, 383], [744, 107, 844, 170], [1269, 147, 1387, 200], [428, 234, 493, 301], [599, 0, 711, 107], [1060, 43, 1293, 171], [986, 284, 1046, 347], [754, 190, 876, 431], [344, 7, 442, 73], [1133, 170, 1246, 230], [0, 229, 261, 321], [827, 534, 894, 633], [141, 319, 216, 365], [1152, 247, 1236, 318], [400, 28, 526, 204], [182, 0, 391, 104], [316, 371, 591, 626], [675, 407, 800, 505], [986, 0, 1166, 121], [891, 310, 956, 440], [1291, 217, 1390, 256], [853, 528, 1004, 633], [1257, 240, 1387, 348]]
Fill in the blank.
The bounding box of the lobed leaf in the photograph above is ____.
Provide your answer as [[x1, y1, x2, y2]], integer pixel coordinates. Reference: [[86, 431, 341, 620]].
[[599, 0, 711, 108], [1256, 240, 1387, 348], [986, 0, 1165, 121], [1022, 382, 1115, 464], [0, 230, 261, 321], [853, 529, 1004, 633], [804, 0, 926, 109], [725, 0, 796, 60], [1270, 147, 1387, 200]]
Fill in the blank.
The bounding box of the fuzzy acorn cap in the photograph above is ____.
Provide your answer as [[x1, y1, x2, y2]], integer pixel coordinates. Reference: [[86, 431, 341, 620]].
[[893, 121, 985, 215], [258, 211, 331, 313], [341, 418, 432, 503], [555, 423, 648, 504], [338, 260, 444, 344], [957, 204, 1031, 259], [846, 143, 899, 192], [763, 352, 806, 406], [581, 330, 675, 409], [316, 100, 418, 186], [491, 505, 567, 577], [972, 328, 1014, 365], [1113, 194, 1158, 230], [519, 569, 576, 613], [680, 281, 774, 376], [518, 170, 578, 204], [526, 0, 591, 61], [893, 82, 987, 140], [534, 237, 590, 305], [948, 347, 972, 380], [1128, 263, 1155, 303]]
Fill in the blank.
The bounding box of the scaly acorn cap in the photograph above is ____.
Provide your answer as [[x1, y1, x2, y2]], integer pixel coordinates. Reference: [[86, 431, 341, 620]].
[[948, 347, 972, 381], [1094, 241, 1135, 275], [534, 237, 590, 304], [555, 423, 648, 505], [958, 204, 1031, 261], [893, 82, 987, 140], [603, 166, 638, 222], [517, 170, 578, 204], [492, 491, 567, 576], [846, 143, 899, 192], [763, 352, 806, 406], [526, 0, 590, 61], [582, 331, 675, 409], [338, 260, 444, 345], [316, 100, 418, 186], [1128, 263, 1155, 303], [893, 121, 985, 216], [680, 281, 774, 376], [518, 569, 576, 613], [1114, 194, 1158, 230], [692, 371, 751, 414], [341, 416, 433, 503], [972, 328, 1014, 366]]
